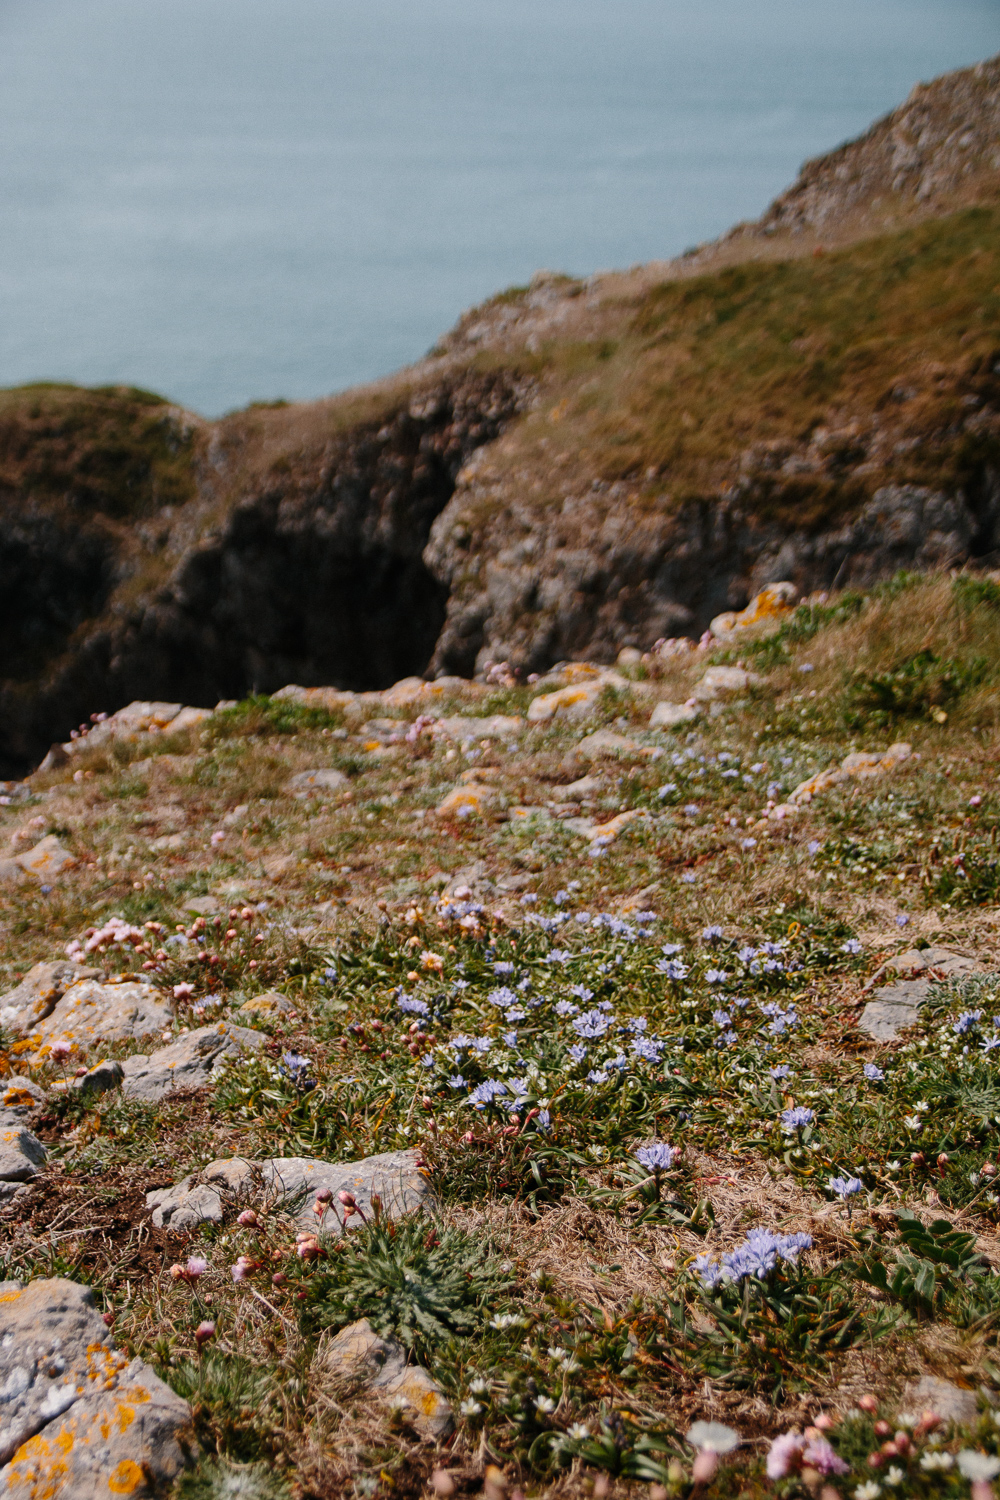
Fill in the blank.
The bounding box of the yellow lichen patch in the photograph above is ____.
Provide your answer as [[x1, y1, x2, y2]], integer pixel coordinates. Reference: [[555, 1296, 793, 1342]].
[[107, 1458, 144, 1494], [0, 1286, 22, 1301]]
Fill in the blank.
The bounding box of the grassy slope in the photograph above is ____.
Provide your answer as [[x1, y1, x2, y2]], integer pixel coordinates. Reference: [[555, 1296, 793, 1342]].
[[482, 207, 1000, 526], [3, 571, 1000, 1496]]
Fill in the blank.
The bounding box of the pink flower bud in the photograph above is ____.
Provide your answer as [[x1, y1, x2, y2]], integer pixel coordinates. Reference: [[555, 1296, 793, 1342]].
[[236, 1209, 258, 1227], [692, 1450, 718, 1485], [195, 1320, 216, 1346]]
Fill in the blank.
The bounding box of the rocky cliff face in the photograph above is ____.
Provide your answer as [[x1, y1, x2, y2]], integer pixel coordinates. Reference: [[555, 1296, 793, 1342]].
[[1, 55, 999, 774], [0, 372, 527, 775]]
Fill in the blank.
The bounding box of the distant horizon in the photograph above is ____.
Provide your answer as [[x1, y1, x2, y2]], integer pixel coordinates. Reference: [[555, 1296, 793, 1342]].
[[0, 0, 996, 416]]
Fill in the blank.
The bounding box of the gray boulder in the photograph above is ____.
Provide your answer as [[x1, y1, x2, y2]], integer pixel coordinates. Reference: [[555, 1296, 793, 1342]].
[[71, 1059, 125, 1098], [147, 1149, 431, 1233], [0, 1277, 194, 1495], [120, 1021, 265, 1103], [319, 1318, 453, 1439], [0, 962, 100, 1034], [0, 1126, 46, 1184], [859, 978, 932, 1041], [30, 977, 172, 1054]]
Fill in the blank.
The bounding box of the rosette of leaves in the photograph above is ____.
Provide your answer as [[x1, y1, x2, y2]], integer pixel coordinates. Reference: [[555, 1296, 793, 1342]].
[[295, 1212, 513, 1358]]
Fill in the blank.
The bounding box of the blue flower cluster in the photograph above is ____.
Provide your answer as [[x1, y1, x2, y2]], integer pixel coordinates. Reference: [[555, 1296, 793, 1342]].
[[695, 1228, 813, 1289]]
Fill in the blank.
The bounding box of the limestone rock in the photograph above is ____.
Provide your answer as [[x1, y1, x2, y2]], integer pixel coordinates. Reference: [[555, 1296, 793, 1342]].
[[435, 783, 503, 818], [0, 962, 100, 1034], [120, 1021, 265, 1103], [650, 700, 700, 729], [693, 665, 757, 701], [527, 682, 602, 723], [0, 1277, 194, 1496], [320, 1319, 453, 1439], [0, 859, 26, 886], [168, 706, 213, 733], [710, 582, 798, 638], [432, 715, 522, 743], [881, 946, 981, 978], [0, 1078, 46, 1116], [146, 1157, 255, 1232], [28, 978, 172, 1058], [554, 775, 601, 801], [70, 1059, 125, 1098], [904, 1375, 979, 1426], [239, 992, 296, 1019], [0, 1126, 46, 1182], [285, 768, 350, 796], [572, 730, 644, 762], [272, 684, 357, 712], [789, 742, 912, 805], [16, 836, 76, 880], [858, 979, 931, 1040], [147, 1149, 430, 1233]]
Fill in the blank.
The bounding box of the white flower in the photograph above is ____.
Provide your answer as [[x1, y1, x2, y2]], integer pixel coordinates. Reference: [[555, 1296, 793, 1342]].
[[535, 1396, 556, 1414], [459, 1399, 483, 1418], [883, 1467, 905, 1488], [567, 1423, 590, 1440], [958, 1451, 1000, 1482], [468, 1377, 490, 1396], [895, 1412, 917, 1428], [903, 1115, 922, 1130], [489, 1312, 526, 1330], [854, 1484, 882, 1500], [919, 1450, 954, 1471], [686, 1421, 741, 1455]]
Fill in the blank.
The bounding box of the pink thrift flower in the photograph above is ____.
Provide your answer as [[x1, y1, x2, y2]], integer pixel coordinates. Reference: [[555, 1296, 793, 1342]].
[[173, 982, 194, 1000], [231, 1256, 253, 1283], [802, 1438, 848, 1476], [186, 1256, 207, 1280], [195, 1320, 215, 1346], [766, 1433, 805, 1479]]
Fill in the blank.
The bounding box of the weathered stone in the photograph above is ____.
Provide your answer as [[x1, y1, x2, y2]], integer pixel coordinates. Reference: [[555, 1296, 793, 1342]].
[[554, 775, 601, 801], [693, 665, 757, 701], [0, 962, 100, 1034], [858, 979, 932, 1040], [239, 992, 296, 1019], [120, 1021, 265, 1103], [168, 706, 213, 733], [432, 715, 522, 743], [27, 978, 172, 1059], [183, 896, 219, 914], [650, 700, 700, 729], [527, 682, 603, 723], [146, 1158, 254, 1232], [904, 1374, 979, 1426], [319, 1319, 453, 1439], [70, 1059, 125, 1098], [16, 837, 76, 880], [710, 581, 798, 638], [572, 730, 643, 762], [883, 946, 981, 978], [0, 1277, 194, 1496], [285, 768, 350, 796], [435, 783, 503, 818], [0, 859, 26, 886], [0, 1078, 46, 1116], [790, 742, 912, 805], [0, 1126, 46, 1182], [147, 1149, 430, 1233]]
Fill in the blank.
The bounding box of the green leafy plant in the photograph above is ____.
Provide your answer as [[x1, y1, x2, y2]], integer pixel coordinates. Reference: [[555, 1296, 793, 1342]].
[[845, 648, 987, 724], [294, 1212, 513, 1358]]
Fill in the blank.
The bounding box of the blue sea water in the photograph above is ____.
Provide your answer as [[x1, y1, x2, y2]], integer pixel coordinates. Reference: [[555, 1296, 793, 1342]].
[[0, 0, 996, 415]]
